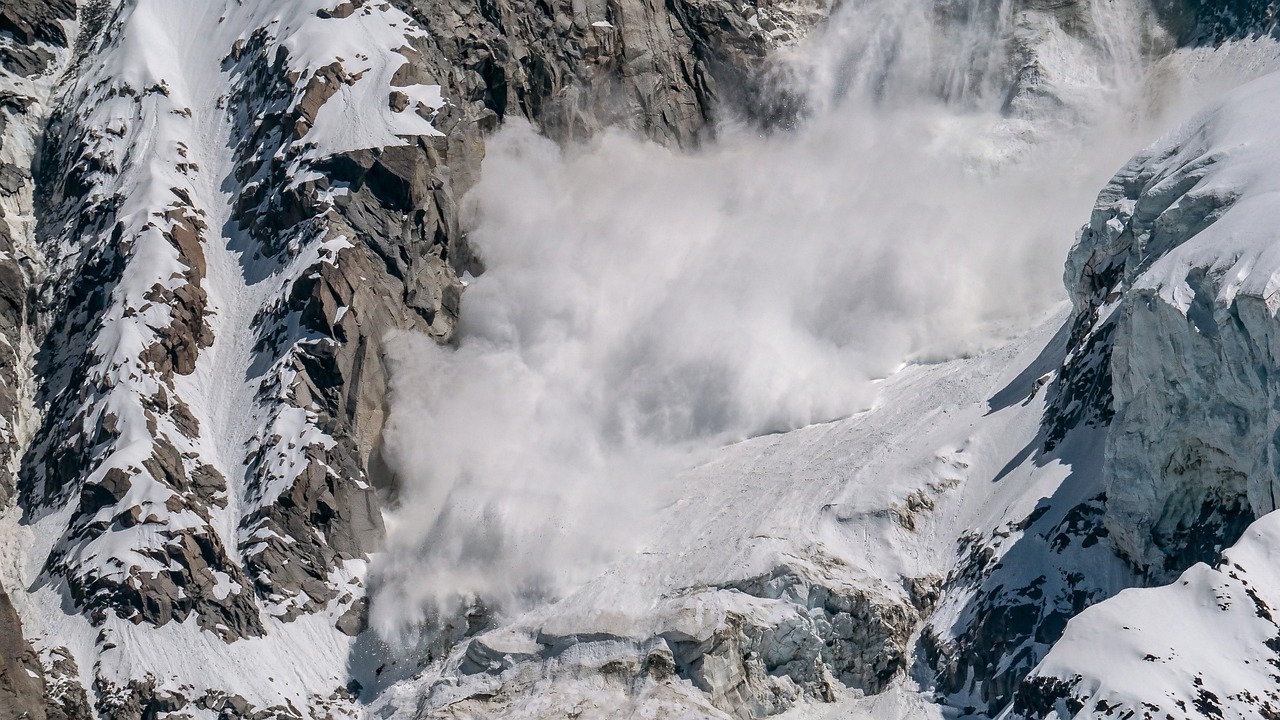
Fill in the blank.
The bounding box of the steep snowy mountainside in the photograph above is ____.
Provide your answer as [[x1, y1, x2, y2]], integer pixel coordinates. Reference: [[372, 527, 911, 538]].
[[0, 0, 827, 716], [15, 0, 447, 712], [0, 0, 74, 507], [0, 0, 76, 716], [1010, 66, 1280, 720], [358, 18, 1280, 720], [1066, 66, 1280, 578], [2, 0, 1280, 718], [1016, 512, 1280, 720]]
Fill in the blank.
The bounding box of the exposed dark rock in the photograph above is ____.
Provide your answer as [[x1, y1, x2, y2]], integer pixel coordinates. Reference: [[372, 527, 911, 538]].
[[51, 520, 265, 641], [336, 596, 368, 637], [389, 0, 822, 148], [0, 581, 45, 720], [139, 204, 214, 379], [0, 0, 75, 48], [94, 676, 167, 720], [0, 214, 26, 506], [0, 43, 53, 78], [42, 648, 91, 720], [1011, 674, 1086, 719], [1154, 0, 1280, 45]]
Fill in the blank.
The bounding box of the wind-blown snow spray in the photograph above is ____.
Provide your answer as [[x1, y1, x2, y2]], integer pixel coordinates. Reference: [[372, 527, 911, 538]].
[[367, 0, 1278, 640]]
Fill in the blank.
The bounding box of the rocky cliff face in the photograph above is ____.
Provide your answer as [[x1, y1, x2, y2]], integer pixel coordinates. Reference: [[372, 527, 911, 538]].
[[390, 0, 823, 146], [1007, 67, 1280, 720], [0, 585, 44, 720], [0, 0, 74, 509], [0, 0, 823, 715], [0, 0, 1279, 718], [0, 2, 74, 717]]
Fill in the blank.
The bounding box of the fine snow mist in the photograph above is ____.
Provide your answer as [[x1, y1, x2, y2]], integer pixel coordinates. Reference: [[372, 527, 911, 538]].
[[367, 0, 1280, 640]]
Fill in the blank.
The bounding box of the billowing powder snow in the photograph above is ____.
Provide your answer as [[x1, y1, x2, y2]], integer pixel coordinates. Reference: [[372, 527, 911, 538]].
[[369, 0, 1280, 639]]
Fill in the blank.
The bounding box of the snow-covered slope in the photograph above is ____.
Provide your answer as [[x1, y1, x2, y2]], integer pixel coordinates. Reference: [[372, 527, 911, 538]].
[[1009, 65, 1280, 720], [2, 0, 1280, 718], [363, 306, 1098, 718], [1016, 511, 1280, 719], [0, 0, 827, 715], [9, 0, 448, 712]]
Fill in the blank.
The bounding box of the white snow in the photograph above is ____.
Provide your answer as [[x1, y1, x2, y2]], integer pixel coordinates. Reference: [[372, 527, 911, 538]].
[[1023, 510, 1280, 718], [370, 0, 1280, 645], [4, 0, 440, 711], [7, 0, 1280, 717], [1012, 67, 1280, 720]]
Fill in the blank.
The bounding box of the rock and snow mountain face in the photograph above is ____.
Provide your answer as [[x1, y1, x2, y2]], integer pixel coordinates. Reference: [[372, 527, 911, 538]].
[[0, 0, 822, 715], [0, 0, 1280, 718], [1013, 66, 1280, 720]]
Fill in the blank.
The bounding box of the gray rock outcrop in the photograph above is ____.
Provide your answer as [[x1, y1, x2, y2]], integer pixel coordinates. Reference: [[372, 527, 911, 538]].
[[0, 0, 826, 713], [0, 580, 44, 720], [1058, 102, 1269, 577]]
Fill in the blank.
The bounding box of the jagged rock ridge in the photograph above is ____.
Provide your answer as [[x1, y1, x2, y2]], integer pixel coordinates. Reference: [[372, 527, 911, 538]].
[[0, 0, 823, 715]]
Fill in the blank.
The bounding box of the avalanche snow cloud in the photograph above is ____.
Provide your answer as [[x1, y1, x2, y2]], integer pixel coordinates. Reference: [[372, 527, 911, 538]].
[[368, 0, 1280, 639]]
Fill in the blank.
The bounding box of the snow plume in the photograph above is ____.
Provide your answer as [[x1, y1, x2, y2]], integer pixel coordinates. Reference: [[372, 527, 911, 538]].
[[368, 0, 1280, 639]]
